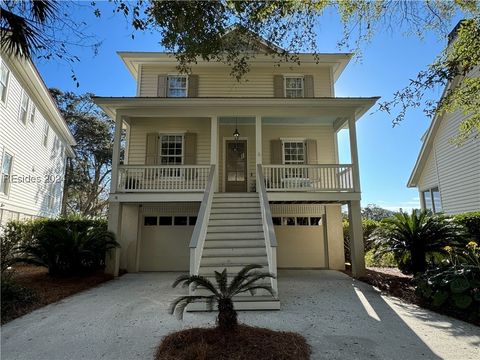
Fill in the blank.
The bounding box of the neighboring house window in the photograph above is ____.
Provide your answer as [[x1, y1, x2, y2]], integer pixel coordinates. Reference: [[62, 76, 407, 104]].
[[421, 187, 442, 213], [282, 140, 306, 164], [19, 91, 29, 124], [0, 152, 13, 195], [30, 103, 36, 123], [43, 121, 50, 147], [167, 75, 187, 97], [0, 60, 10, 103], [47, 183, 56, 210], [284, 76, 304, 98], [160, 135, 183, 164]]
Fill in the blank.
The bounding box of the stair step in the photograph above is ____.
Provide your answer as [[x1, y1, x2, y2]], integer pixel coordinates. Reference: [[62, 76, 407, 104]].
[[193, 287, 273, 297], [210, 207, 261, 214], [211, 203, 260, 209], [208, 225, 263, 233], [199, 264, 268, 275], [214, 193, 259, 198], [208, 219, 262, 226], [202, 248, 266, 257], [204, 239, 266, 248], [206, 232, 264, 240], [209, 213, 261, 220], [201, 255, 268, 265]]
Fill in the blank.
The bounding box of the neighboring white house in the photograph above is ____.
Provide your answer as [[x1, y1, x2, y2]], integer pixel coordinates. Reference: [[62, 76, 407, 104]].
[[0, 52, 75, 225], [407, 25, 480, 215], [94, 29, 378, 309]]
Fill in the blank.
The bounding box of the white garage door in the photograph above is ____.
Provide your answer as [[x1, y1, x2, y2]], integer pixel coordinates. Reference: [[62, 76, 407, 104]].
[[139, 215, 196, 271]]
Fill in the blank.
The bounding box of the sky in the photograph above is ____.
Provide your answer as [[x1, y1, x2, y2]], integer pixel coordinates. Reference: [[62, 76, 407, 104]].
[[34, 2, 463, 212]]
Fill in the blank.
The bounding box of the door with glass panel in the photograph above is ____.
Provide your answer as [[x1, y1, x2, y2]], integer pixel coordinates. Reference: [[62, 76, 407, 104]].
[[225, 140, 247, 192]]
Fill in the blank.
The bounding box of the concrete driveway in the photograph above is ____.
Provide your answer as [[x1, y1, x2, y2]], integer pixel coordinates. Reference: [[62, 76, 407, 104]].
[[1, 270, 479, 360]]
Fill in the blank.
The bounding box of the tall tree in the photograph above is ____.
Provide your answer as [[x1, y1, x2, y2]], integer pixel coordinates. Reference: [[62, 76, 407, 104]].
[[50, 89, 115, 217]]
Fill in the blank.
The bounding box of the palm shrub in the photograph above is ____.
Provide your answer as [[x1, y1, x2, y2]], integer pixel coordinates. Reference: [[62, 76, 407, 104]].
[[371, 210, 464, 274], [453, 212, 480, 242], [17, 222, 118, 276], [169, 264, 276, 330]]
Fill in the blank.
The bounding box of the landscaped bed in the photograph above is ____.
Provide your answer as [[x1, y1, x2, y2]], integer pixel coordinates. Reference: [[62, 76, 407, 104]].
[[1, 264, 113, 324], [345, 266, 480, 326], [156, 325, 311, 360]]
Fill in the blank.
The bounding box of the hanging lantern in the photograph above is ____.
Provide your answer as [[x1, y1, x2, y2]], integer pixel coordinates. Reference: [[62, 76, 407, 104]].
[[233, 117, 240, 151]]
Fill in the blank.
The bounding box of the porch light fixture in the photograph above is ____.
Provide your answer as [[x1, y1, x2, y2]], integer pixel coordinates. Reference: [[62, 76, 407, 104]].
[[233, 117, 240, 151]]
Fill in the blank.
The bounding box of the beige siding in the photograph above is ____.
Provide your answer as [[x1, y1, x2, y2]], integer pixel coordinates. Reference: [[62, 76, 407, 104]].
[[416, 68, 480, 214], [262, 124, 336, 164], [139, 64, 333, 98], [127, 117, 211, 165], [0, 55, 67, 220]]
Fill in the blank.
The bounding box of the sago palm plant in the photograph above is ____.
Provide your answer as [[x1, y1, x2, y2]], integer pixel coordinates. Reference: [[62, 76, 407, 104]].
[[169, 264, 276, 330], [371, 210, 463, 274]]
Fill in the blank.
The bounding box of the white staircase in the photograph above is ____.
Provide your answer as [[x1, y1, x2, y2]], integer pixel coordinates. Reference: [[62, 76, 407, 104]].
[[193, 192, 280, 310]]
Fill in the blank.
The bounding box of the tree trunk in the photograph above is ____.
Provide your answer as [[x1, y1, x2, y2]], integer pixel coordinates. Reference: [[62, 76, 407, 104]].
[[217, 298, 238, 330]]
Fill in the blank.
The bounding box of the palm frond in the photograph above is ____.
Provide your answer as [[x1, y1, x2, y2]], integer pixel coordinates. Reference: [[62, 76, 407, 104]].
[[237, 284, 276, 297], [227, 264, 264, 295], [168, 295, 215, 319], [172, 274, 219, 296], [214, 268, 228, 295]]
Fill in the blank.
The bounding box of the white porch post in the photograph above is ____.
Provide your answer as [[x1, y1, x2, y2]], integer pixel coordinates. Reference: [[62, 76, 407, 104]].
[[106, 202, 122, 277], [110, 113, 124, 193], [210, 116, 219, 191], [347, 115, 361, 193], [348, 200, 365, 278], [255, 115, 262, 165]]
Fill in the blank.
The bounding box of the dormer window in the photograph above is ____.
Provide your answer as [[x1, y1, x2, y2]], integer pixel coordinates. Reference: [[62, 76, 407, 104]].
[[167, 75, 188, 97], [284, 76, 304, 98]]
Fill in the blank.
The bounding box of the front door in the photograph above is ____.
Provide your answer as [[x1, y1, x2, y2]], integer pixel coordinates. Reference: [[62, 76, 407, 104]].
[[225, 140, 247, 192]]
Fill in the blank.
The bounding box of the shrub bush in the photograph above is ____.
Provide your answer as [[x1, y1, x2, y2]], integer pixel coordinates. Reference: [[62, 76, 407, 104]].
[[343, 219, 381, 263], [414, 242, 480, 321], [453, 212, 480, 242], [2, 216, 116, 277], [365, 249, 397, 267]]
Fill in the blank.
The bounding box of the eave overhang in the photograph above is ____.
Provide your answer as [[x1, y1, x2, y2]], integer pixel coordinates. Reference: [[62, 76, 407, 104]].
[[92, 97, 380, 124]]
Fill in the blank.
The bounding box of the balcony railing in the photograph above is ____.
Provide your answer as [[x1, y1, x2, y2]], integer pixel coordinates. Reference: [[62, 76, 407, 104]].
[[262, 164, 354, 192], [117, 165, 211, 192]]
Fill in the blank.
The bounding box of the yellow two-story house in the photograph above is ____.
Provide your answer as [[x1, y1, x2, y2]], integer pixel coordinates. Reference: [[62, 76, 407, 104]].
[[94, 30, 378, 309]]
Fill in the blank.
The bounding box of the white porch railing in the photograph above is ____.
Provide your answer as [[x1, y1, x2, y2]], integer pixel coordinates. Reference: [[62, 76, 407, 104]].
[[189, 165, 216, 280], [262, 164, 354, 192], [117, 165, 211, 192], [256, 164, 278, 296]]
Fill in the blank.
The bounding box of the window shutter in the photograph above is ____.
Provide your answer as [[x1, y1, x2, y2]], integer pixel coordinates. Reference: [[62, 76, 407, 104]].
[[270, 139, 283, 164], [183, 133, 197, 164], [145, 133, 158, 165], [157, 75, 167, 97], [304, 75, 314, 97], [188, 75, 199, 97], [306, 139, 317, 164], [273, 75, 284, 97]]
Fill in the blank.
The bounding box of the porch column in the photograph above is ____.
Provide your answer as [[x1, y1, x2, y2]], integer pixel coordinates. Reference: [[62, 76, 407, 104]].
[[348, 200, 366, 278], [255, 115, 262, 165], [106, 202, 122, 277], [347, 116, 361, 193], [210, 116, 219, 191], [110, 113, 124, 193]]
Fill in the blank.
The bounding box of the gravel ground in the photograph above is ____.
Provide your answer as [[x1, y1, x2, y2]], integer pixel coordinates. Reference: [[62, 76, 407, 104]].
[[1, 270, 479, 360]]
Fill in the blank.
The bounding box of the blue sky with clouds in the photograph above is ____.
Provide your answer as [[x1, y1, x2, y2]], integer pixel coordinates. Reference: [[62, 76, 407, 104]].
[[35, 3, 463, 212]]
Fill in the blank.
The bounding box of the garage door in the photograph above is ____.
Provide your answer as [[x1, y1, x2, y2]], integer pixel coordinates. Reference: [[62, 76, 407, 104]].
[[273, 215, 327, 268], [139, 214, 196, 271]]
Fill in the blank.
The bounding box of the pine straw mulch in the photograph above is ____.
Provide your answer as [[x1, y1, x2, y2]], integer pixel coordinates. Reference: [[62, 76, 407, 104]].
[[155, 324, 311, 360], [1, 264, 113, 324]]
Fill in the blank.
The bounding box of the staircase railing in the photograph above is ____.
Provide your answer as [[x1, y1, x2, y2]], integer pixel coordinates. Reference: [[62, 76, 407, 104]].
[[189, 165, 216, 279], [256, 164, 278, 296]]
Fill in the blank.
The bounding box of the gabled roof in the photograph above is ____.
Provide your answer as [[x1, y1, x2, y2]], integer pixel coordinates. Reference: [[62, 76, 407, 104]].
[[222, 24, 285, 53], [1, 52, 76, 156]]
